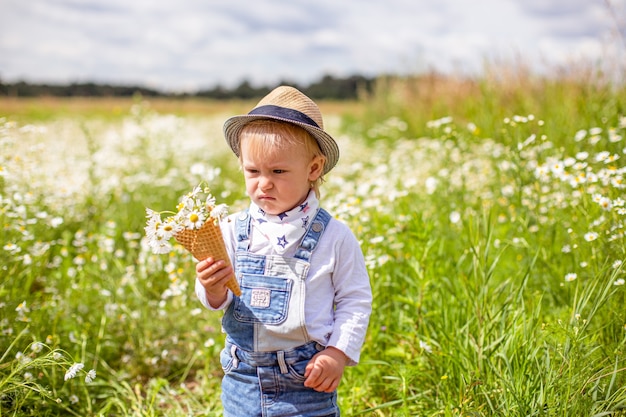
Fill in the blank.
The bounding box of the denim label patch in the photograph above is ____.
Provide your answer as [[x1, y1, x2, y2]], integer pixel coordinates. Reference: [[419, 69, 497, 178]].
[[250, 288, 271, 308]]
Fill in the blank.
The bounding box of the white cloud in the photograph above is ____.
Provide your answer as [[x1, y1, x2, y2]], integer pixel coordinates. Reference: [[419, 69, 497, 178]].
[[0, 0, 622, 92]]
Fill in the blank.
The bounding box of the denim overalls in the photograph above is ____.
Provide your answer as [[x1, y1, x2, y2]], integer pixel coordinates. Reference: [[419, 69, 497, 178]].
[[219, 208, 339, 417]]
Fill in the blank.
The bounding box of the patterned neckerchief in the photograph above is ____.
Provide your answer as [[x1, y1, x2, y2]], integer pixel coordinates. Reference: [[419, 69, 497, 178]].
[[249, 190, 319, 254]]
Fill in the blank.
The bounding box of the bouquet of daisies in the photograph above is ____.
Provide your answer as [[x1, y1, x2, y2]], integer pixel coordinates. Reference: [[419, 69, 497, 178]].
[[145, 183, 241, 296]]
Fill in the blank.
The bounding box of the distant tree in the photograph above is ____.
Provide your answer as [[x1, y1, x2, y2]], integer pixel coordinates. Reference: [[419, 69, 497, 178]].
[[304, 74, 374, 100], [0, 74, 375, 99]]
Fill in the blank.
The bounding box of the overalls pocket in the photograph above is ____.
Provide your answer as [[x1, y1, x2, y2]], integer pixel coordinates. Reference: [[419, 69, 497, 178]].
[[219, 347, 234, 374], [233, 274, 292, 325], [287, 357, 309, 382]]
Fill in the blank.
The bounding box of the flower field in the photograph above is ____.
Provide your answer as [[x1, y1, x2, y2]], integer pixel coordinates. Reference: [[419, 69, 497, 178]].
[[2, 75, 626, 416]]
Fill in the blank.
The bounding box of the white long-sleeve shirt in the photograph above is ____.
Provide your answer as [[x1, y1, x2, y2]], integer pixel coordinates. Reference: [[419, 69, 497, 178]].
[[195, 211, 373, 365]]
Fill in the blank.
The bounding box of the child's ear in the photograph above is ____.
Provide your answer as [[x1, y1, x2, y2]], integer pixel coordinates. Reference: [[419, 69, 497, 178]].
[[308, 155, 325, 181]]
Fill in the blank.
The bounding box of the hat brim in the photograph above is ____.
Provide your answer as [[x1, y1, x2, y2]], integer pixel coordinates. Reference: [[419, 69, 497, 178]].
[[223, 114, 339, 175]]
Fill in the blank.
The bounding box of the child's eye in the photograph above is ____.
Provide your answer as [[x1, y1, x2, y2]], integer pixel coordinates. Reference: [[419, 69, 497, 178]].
[[273, 169, 285, 174]]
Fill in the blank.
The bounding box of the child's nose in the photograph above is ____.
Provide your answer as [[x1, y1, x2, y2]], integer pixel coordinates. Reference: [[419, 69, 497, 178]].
[[259, 176, 273, 190]]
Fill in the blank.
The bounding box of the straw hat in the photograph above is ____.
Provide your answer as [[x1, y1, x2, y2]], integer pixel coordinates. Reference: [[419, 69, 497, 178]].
[[223, 86, 339, 174]]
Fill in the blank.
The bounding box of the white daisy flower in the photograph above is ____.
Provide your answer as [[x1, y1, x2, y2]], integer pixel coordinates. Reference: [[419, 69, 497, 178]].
[[157, 219, 180, 239], [584, 232, 599, 242], [210, 203, 229, 221], [85, 369, 96, 383], [185, 210, 205, 230], [64, 363, 84, 381]]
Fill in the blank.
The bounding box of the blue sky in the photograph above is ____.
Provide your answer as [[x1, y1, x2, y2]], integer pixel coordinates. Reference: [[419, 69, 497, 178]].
[[1, 0, 624, 92]]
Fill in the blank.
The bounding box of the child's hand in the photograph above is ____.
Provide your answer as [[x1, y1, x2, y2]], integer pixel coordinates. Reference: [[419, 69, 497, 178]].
[[304, 347, 348, 393], [196, 258, 234, 308]]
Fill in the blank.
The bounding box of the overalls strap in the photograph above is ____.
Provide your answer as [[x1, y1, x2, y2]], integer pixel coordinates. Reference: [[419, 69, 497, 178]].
[[235, 211, 252, 251], [294, 208, 332, 261]]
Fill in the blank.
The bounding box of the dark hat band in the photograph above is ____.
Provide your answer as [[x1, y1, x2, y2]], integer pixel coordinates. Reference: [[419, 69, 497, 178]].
[[248, 105, 320, 129]]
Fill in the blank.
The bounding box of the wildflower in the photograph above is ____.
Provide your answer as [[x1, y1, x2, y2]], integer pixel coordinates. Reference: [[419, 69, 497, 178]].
[[50, 217, 64, 227], [611, 177, 625, 189], [157, 219, 180, 240], [70, 395, 79, 404], [16, 351, 32, 365], [64, 362, 84, 381], [598, 197, 612, 211], [595, 151, 611, 163], [565, 273, 578, 282], [148, 235, 173, 254], [574, 130, 587, 142], [419, 340, 433, 353], [612, 260, 623, 269], [426, 116, 453, 129], [569, 172, 586, 186], [584, 232, 599, 242], [449, 211, 461, 224], [204, 193, 217, 209], [210, 203, 229, 221], [609, 128, 622, 143], [145, 208, 162, 235], [15, 301, 29, 314], [3, 243, 21, 254], [85, 369, 96, 383], [425, 177, 438, 194], [184, 210, 205, 229], [614, 278, 625, 286], [369, 236, 385, 244], [190, 162, 205, 176], [549, 161, 565, 175]]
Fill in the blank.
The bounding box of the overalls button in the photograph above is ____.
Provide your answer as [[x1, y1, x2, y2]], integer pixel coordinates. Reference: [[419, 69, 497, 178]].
[[238, 213, 248, 220], [312, 222, 323, 232]]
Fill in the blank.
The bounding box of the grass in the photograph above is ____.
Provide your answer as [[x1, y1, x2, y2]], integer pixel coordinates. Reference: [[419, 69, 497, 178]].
[[0, 95, 365, 123], [1, 66, 626, 416]]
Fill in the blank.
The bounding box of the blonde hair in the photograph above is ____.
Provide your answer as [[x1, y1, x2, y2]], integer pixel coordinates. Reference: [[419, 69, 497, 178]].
[[239, 120, 327, 197]]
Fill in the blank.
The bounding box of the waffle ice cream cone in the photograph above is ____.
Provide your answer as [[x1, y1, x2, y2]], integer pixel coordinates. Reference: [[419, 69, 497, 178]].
[[175, 220, 241, 296]]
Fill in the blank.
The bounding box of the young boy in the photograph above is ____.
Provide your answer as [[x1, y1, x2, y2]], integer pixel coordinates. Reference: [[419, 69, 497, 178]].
[[195, 86, 372, 416]]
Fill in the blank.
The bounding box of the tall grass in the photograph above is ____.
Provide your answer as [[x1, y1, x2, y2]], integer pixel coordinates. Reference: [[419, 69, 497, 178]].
[[1, 66, 626, 415]]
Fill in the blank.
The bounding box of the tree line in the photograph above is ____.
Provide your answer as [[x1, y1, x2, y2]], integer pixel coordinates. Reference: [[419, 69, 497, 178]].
[[0, 74, 375, 100]]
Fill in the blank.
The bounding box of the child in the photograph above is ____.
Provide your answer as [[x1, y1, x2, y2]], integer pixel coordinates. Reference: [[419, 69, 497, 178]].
[[195, 86, 372, 417]]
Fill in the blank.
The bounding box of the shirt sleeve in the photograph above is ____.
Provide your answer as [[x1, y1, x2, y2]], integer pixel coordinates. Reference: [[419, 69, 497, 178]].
[[195, 277, 232, 310], [325, 222, 373, 365]]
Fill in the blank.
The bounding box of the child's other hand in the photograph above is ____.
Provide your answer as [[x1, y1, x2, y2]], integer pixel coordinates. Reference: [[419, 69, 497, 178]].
[[196, 258, 233, 307], [304, 347, 348, 393]]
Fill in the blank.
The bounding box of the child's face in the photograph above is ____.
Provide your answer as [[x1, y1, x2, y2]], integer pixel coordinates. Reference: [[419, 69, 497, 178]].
[[241, 137, 323, 215]]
